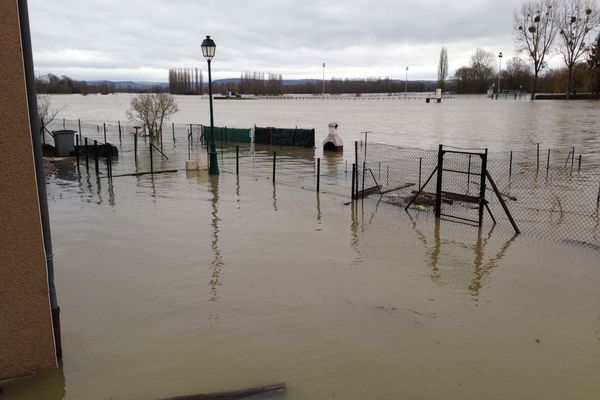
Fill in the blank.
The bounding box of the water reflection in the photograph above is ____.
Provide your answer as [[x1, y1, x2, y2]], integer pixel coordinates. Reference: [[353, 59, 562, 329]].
[[108, 177, 116, 207], [54, 161, 78, 182], [405, 212, 517, 298], [350, 201, 361, 266], [272, 183, 277, 212], [316, 193, 321, 222], [468, 229, 517, 298], [209, 176, 223, 302], [1, 365, 65, 400]]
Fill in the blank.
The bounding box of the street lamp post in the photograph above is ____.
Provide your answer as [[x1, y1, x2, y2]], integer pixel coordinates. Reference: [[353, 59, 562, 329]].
[[322, 62, 326, 98], [405, 66, 408, 98], [202, 35, 218, 175], [497, 51, 503, 99]]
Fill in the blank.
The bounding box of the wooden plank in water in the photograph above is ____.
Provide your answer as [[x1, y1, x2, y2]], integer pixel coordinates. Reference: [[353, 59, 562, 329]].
[[162, 382, 286, 400], [356, 185, 380, 198]]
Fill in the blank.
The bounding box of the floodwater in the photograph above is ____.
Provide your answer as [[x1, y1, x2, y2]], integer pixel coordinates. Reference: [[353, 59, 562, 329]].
[[4, 164, 600, 400], [47, 93, 600, 157], [3, 95, 599, 399]]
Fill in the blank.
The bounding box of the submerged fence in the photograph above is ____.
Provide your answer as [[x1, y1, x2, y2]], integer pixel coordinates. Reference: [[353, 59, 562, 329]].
[[42, 118, 351, 197], [355, 141, 600, 248], [43, 119, 600, 247]]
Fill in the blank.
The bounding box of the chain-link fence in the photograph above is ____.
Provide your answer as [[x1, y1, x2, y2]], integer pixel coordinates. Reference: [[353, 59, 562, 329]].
[[42, 119, 354, 197], [356, 141, 600, 247]]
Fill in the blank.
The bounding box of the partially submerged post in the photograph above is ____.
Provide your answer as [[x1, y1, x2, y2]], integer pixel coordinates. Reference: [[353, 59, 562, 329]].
[[93, 139, 99, 174], [133, 126, 140, 162], [317, 157, 321, 192]]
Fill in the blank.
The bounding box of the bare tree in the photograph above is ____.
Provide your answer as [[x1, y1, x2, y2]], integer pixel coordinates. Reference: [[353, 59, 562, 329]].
[[126, 93, 178, 137], [470, 48, 497, 92], [504, 56, 533, 90], [37, 94, 64, 129], [557, 0, 600, 98], [437, 47, 449, 91], [514, 0, 560, 99], [154, 93, 178, 136]]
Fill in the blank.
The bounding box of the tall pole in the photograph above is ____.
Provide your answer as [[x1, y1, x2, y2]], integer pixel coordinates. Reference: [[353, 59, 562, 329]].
[[18, 0, 61, 358], [208, 59, 219, 175], [405, 66, 408, 98], [322, 62, 326, 99], [497, 52, 503, 99]]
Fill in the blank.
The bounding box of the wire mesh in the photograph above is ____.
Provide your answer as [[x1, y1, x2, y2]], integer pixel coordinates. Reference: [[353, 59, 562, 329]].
[[43, 119, 354, 197], [357, 141, 600, 247]]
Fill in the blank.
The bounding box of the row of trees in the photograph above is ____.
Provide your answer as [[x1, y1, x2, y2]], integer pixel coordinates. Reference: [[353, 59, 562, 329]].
[[513, 0, 600, 98], [35, 73, 117, 95], [168, 68, 203, 95], [452, 31, 600, 95], [239, 71, 284, 95]]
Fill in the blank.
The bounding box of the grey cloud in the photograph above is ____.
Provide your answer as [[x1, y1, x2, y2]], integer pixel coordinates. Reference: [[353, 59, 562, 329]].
[[29, 0, 541, 81]]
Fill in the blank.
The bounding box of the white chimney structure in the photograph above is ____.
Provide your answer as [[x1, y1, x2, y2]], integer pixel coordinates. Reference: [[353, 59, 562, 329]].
[[323, 122, 343, 152]]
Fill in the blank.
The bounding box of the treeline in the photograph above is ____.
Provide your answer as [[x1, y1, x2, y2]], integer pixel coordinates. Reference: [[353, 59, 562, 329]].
[[239, 71, 284, 95], [219, 75, 433, 95], [35, 73, 166, 95], [36, 74, 115, 95], [286, 78, 432, 94], [168, 68, 203, 94], [450, 39, 600, 95]]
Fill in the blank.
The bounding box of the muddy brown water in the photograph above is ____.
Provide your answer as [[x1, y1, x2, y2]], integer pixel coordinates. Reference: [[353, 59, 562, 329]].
[[3, 162, 599, 399]]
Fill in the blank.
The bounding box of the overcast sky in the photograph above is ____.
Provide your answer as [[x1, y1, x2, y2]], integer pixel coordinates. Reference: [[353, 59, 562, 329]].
[[28, 0, 563, 82]]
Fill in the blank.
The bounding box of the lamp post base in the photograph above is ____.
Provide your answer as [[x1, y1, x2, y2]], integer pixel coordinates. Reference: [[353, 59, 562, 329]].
[[209, 144, 219, 175]]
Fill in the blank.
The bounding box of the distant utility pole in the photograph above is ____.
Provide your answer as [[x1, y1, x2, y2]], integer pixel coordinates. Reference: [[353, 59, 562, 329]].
[[405, 66, 408, 98], [322, 62, 326, 98], [497, 52, 503, 99]]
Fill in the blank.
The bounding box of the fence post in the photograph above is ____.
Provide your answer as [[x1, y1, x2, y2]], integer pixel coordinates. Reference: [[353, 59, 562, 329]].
[[134, 131, 138, 162], [75, 135, 80, 166], [354, 141, 358, 197], [62, 118, 65, 128], [578, 154, 582, 173], [106, 149, 110, 177], [478, 149, 488, 227], [150, 140, 154, 174], [172, 122, 175, 142], [351, 163, 356, 200], [570, 147, 575, 177], [467, 154, 471, 189], [85, 137, 89, 170], [272, 152, 276, 183], [118, 120, 122, 143], [41, 119, 45, 144], [546, 148, 551, 176], [509, 150, 513, 178], [317, 158, 320, 193], [434, 144, 444, 218], [419, 157, 422, 189], [93, 140, 99, 175], [236, 145, 239, 175], [78, 119, 81, 136], [103, 123, 107, 143], [536, 143, 540, 174]]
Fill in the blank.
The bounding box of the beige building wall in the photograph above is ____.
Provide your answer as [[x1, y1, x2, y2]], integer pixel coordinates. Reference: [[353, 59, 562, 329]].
[[0, 0, 58, 381]]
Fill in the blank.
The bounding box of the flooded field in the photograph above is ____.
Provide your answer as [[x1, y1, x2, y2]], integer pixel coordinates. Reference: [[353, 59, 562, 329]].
[[46, 94, 600, 158], [3, 160, 600, 399], [4, 96, 599, 399]]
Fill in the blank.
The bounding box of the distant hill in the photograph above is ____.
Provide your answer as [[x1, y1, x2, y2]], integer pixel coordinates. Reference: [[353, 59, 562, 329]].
[[82, 78, 438, 91], [86, 80, 169, 90]]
